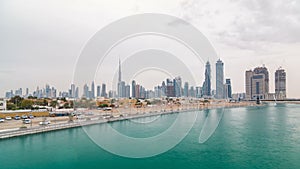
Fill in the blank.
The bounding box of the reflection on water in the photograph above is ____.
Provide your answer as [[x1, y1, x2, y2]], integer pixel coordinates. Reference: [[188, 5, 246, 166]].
[[199, 108, 224, 144]]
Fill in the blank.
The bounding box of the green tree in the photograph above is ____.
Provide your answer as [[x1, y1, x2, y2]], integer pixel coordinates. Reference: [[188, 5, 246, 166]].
[[6, 103, 17, 110], [99, 104, 108, 108], [9, 96, 23, 107], [20, 99, 34, 109], [50, 100, 58, 108]]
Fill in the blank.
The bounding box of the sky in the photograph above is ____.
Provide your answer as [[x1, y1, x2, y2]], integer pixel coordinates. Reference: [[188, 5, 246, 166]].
[[0, 0, 300, 98]]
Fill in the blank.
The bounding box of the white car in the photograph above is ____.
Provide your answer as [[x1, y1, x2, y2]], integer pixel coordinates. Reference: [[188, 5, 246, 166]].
[[39, 121, 51, 125], [0, 118, 5, 123], [5, 116, 12, 120], [23, 119, 31, 124]]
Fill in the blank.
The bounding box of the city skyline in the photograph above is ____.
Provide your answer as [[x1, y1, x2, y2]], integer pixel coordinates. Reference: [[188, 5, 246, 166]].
[[3, 59, 286, 100]]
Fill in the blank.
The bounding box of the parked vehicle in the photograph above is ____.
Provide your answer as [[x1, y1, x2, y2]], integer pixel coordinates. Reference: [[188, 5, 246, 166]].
[[5, 116, 12, 120], [28, 115, 34, 119], [14, 116, 21, 120], [21, 115, 28, 119], [39, 121, 51, 125], [86, 112, 94, 116], [23, 119, 31, 124], [0, 118, 5, 123]]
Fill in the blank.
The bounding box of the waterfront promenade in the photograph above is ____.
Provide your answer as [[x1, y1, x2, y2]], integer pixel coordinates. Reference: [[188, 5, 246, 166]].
[[0, 101, 253, 139]]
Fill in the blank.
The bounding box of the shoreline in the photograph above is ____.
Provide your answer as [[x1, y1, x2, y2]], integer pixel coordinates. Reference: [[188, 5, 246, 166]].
[[0, 102, 254, 139]]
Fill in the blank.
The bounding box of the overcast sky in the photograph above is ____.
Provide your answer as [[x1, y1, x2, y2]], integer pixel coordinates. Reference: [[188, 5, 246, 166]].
[[1, 0, 300, 98]]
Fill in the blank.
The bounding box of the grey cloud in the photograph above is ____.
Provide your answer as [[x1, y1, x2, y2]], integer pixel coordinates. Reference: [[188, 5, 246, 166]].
[[178, 0, 300, 50]]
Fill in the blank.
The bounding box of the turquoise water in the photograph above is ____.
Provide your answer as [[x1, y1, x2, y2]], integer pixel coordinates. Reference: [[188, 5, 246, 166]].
[[1, 104, 300, 169]]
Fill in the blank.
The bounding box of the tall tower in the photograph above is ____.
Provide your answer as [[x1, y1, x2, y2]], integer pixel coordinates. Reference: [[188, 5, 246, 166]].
[[174, 76, 182, 97], [117, 58, 123, 98], [253, 66, 269, 93], [245, 70, 253, 100], [101, 83, 107, 98], [132, 80, 136, 98], [225, 79, 232, 99], [97, 85, 101, 97], [202, 61, 211, 97], [184, 82, 189, 97], [216, 59, 224, 99], [245, 66, 270, 100], [275, 67, 286, 99], [91, 81, 95, 99]]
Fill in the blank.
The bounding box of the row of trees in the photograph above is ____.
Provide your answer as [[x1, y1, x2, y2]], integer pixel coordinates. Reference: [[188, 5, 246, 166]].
[[6, 96, 73, 110]]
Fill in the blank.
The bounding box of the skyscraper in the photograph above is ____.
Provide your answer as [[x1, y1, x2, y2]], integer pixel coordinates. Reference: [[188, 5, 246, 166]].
[[75, 87, 79, 98], [196, 86, 202, 98], [253, 66, 269, 94], [189, 86, 195, 98], [83, 84, 89, 98], [91, 81, 95, 99], [275, 67, 286, 99], [184, 82, 189, 97], [25, 88, 29, 97], [245, 66, 269, 100], [161, 81, 166, 97], [135, 84, 140, 98], [117, 58, 126, 98], [118, 81, 126, 98], [174, 76, 182, 97], [97, 85, 101, 97], [225, 79, 232, 99], [166, 79, 175, 97], [132, 80, 136, 98], [101, 83, 107, 98], [71, 84, 75, 98], [202, 61, 211, 97], [216, 59, 224, 99], [125, 85, 130, 98], [245, 70, 253, 100]]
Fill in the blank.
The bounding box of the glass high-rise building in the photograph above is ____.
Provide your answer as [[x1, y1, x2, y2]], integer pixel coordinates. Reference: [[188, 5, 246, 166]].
[[202, 61, 211, 97], [216, 59, 224, 99], [91, 81, 95, 99], [97, 85, 101, 97], [183, 82, 189, 97], [101, 83, 107, 98], [174, 76, 182, 97]]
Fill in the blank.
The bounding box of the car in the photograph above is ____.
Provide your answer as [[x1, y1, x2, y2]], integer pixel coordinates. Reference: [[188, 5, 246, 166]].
[[21, 115, 28, 119], [23, 119, 31, 124], [5, 116, 12, 120], [0, 118, 5, 123], [86, 112, 94, 116], [14, 116, 21, 120], [39, 121, 51, 125], [28, 115, 34, 119]]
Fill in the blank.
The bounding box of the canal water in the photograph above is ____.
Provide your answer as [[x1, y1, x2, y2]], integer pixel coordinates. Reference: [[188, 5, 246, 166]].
[[1, 104, 300, 169]]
